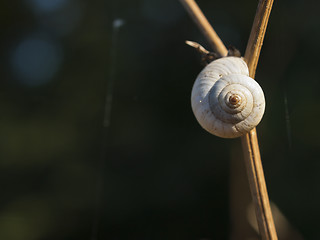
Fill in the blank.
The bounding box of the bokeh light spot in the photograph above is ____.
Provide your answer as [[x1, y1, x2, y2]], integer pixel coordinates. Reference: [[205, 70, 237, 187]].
[[113, 19, 125, 29], [11, 37, 62, 86]]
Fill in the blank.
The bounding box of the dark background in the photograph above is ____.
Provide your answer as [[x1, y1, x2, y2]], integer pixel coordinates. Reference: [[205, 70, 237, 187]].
[[1, 0, 319, 239]]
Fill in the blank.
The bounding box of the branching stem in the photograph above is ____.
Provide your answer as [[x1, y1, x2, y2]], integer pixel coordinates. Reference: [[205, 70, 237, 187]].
[[179, 0, 228, 56], [179, 0, 277, 239]]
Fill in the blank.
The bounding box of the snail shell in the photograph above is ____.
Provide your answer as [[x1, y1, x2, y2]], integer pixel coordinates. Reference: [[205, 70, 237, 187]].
[[191, 56, 265, 138]]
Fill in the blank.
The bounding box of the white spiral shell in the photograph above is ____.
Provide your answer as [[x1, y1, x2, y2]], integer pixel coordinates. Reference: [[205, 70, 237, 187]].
[[191, 56, 265, 138]]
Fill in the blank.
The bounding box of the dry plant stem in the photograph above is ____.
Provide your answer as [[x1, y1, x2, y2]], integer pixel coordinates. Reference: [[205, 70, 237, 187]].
[[242, 0, 276, 239], [179, 0, 228, 57], [241, 129, 277, 240], [180, 0, 277, 239], [185, 40, 210, 54], [244, 0, 275, 78]]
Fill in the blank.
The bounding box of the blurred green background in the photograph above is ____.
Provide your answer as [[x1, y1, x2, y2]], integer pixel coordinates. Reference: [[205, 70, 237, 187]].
[[1, 0, 319, 239]]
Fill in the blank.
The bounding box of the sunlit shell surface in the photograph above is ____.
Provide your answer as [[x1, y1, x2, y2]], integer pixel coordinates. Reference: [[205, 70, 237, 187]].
[[191, 57, 265, 138]]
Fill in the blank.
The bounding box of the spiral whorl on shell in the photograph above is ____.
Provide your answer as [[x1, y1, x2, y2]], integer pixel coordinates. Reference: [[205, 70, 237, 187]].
[[191, 56, 265, 138]]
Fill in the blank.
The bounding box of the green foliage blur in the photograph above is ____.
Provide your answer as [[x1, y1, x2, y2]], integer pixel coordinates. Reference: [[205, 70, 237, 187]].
[[0, 0, 319, 239]]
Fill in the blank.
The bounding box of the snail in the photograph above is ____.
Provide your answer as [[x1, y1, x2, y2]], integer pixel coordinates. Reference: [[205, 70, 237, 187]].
[[191, 56, 265, 138]]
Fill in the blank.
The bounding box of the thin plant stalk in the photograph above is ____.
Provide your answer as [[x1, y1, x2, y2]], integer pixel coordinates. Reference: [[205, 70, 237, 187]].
[[179, 0, 277, 239], [244, 0, 275, 78], [242, 0, 276, 239], [179, 0, 228, 56]]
